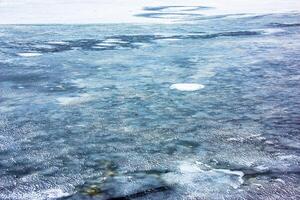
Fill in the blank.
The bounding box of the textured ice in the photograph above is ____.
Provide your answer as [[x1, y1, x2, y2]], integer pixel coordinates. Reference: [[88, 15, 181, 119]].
[[0, 10, 300, 200]]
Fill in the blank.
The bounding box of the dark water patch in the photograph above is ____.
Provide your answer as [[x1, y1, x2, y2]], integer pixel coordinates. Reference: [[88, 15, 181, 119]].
[[243, 14, 272, 19], [111, 31, 260, 44], [108, 186, 170, 200], [0, 73, 48, 83], [111, 35, 161, 43], [196, 13, 251, 20], [188, 31, 206, 34], [216, 31, 260, 37], [137, 5, 214, 21], [33, 44, 72, 53], [3, 30, 262, 57], [269, 22, 300, 27], [74, 171, 170, 200], [126, 169, 172, 177], [66, 39, 102, 50], [135, 12, 203, 19], [1, 41, 72, 55], [243, 170, 300, 180], [136, 12, 259, 22], [143, 6, 212, 12], [173, 31, 261, 40]]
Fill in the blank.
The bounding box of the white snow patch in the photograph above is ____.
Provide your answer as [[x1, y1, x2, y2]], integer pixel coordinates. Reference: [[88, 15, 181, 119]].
[[92, 46, 106, 49], [57, 93, 94, 106], [170, 83, 204, 91], [256, 28, 286, 35], [0, 0, 299, 24], [17, 52, 42, 57], [43, 188, 71, 199], [162, 160, 244, 191]]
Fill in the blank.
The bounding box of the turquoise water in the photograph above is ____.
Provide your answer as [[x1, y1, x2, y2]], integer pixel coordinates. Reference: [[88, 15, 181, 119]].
[[0, 13, 300, 199]]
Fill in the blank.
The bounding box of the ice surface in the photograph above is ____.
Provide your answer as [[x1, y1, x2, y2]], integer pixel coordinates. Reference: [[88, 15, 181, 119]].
[[0, 4, 300, 200]]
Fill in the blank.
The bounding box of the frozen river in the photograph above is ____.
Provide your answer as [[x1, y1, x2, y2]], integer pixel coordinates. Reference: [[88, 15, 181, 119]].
[[0, 1, 300, 200]]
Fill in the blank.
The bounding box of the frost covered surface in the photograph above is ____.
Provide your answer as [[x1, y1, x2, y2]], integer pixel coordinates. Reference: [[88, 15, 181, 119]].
[[0, 0, 300, 24], [0, 5, 300, 200]]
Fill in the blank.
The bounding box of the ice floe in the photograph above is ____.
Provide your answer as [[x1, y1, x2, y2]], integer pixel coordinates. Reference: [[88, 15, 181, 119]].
[[162, 160, 244, 193], [43, 188, 71, 199], [17, 52, 43, 57], [170, 83, 204, 91]]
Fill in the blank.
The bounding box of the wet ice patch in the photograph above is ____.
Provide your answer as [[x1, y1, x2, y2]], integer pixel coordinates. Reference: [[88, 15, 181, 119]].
[[92, 46, 106, 49], [162, 161, 244, 197], [161, 38, 181, 41], [226, 133, 265, 143], [103, 38, 127, 44], [92, 39, 129, 49], [95, 43, 115, 47], [170, 83, 204, 91], [1, 186, 72, 200], [48, 41, 69, 45], [33, 44, 54, 49], [17, 52, 43, 57], [258, 28, 285, 35], [213, 168, 245, 188], [158, 37, 182, 42], [132, 42, 151, 48], [254, 165, 269, 172], [43, 188, 71, 199], [56, 93, 94, 106]]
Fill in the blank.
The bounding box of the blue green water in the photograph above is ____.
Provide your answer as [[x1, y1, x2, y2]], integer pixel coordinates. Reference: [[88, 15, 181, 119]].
[[0, 13, 300, 199]]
